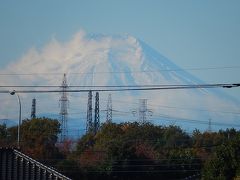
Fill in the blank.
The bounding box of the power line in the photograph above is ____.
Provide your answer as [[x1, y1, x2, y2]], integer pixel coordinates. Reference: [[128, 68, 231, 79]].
[[98, 98, 240, 116], [149, 113, 240, 127], [7, 88, 237, 117], [0, 66, 240, 76], [0, 83, 239, 93], [148, 103, 240, 115], [0, 83, 239, 88]]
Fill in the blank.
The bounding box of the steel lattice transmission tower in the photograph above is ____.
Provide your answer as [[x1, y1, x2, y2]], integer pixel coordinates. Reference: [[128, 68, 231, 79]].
[[138, 99, 152, 124], [86, 91, 93, 134], [31, 98, 36, 118], [139, 99, 147, 123], [94, 92, 100, 134], [59, 73, 69, 142], [208, 118, 212, 133], [106, 94, 112, 123]]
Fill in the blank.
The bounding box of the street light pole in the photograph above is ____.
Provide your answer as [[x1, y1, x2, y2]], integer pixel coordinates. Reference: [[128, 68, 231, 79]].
[[10, 90, 21, 149]]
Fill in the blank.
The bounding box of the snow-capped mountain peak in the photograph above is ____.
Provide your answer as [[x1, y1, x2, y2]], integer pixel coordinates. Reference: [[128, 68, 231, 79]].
[[0, 31, 239, 132]]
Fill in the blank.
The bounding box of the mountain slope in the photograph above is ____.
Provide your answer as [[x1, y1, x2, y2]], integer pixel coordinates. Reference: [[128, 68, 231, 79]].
[[0, 31, 239, 132]]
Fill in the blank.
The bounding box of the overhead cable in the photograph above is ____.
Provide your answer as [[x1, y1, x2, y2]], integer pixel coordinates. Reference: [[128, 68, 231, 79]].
[[0, 83, 239, 93]]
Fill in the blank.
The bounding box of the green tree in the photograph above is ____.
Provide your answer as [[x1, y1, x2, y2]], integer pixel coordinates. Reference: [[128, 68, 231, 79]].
[[20, 117, 61, 160], [0, 124, 8, 146], [202, 136, 240, 179], [74, 122, 201, 179]]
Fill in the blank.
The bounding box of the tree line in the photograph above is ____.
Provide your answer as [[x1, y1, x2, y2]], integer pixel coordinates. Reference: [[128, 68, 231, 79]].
[[0, 117, 240, 179]]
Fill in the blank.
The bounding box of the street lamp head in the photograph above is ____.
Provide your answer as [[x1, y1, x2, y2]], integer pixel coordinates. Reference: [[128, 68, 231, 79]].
[[10, 90, 16, 95]]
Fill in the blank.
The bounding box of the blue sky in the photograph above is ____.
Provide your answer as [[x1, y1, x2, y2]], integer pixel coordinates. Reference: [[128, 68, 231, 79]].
[[0, 0, 240, 100]]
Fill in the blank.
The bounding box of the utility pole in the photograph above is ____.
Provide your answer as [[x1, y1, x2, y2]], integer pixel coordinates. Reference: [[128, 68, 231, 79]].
[[9, 90, 21, 149], [59, 73, 69, 142]]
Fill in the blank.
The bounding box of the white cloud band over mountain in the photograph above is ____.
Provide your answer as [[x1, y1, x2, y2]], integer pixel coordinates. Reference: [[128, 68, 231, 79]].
[[0, 30, 239, 132]]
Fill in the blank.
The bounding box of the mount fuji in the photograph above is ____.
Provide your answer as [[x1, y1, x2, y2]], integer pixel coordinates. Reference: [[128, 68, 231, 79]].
[[0, 31, 239, 133]]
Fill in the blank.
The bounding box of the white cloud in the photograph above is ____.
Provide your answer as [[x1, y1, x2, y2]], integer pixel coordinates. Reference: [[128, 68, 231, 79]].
[[0, 30, 239, 131]]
